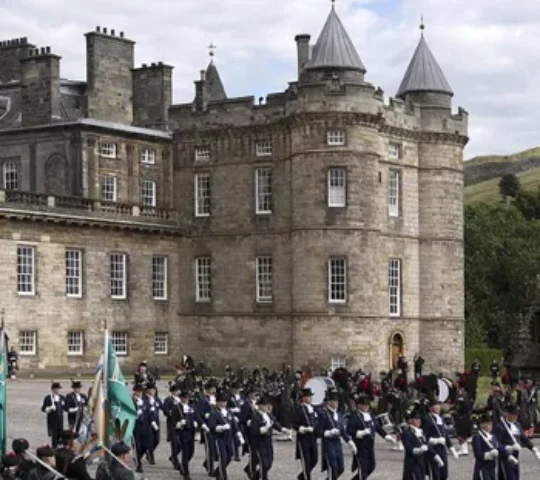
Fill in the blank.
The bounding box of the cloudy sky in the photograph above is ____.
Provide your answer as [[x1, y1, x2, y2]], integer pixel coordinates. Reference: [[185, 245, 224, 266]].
[[1, 0, 538, 157]]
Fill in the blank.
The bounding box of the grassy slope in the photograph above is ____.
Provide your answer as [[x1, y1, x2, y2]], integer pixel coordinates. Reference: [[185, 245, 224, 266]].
[[467, 147, 540, 167], [465, 167, 540, 204]]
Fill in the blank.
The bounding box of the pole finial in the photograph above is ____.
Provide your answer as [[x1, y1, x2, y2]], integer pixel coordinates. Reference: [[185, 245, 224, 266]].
[[420, 15, 425, 35], [208, 43, 216, 62]]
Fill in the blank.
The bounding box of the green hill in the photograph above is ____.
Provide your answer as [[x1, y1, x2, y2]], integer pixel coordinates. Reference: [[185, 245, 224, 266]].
[[464, 167, 540, 204], [467, 147, 540, 167]]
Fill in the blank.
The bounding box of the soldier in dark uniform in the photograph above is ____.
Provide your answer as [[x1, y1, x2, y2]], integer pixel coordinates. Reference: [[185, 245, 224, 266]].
[[133, 362, 154, 389], [27, 446, 57, 480], [250, 395, 289, 480], [64, 380, 88, 434], [493, 404, 540, 479], [132, 384, 150, 473], [517, 377, 538, 438], [472, 414, 499, 480], [54, 430, 92, 480], [471, 358, 481, 378], [401, 407, 431, 480], [207, 391, 238, 480], [110, 442, 136, 480], [487, 382, 506, 427], [489, 359, 499, 381], [196, 381, 217, 476], [144, 382, 162, 465], [171, 390, 198, 480], [239, 386, 259, 477], [422, 399, 459, 480], [413, 354, 424, 380], [226, 382, 244, 462], [293, 388, 319, 480], [346, 394, 396, 480], [451, 388, 474, 456], [319, 390, 356, 479], [41, 382, 65, 448], [162, 383, 179, 469]]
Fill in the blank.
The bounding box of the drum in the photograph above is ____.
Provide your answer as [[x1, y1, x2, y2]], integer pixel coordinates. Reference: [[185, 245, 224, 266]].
[[437, 378, 451, 402], [376, 413, 395, 434], [305, 377, 335, 406]]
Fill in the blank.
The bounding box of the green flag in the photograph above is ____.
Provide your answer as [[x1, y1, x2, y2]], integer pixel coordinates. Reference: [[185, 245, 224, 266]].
[[0, 329, 7, 455], [105, 332, 136, 447]]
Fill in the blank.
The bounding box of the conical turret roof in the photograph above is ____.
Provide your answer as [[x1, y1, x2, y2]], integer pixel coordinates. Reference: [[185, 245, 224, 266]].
[[305, 5, 366, 72], [205, 61, 227, 101], [396, 34, 453, 98]]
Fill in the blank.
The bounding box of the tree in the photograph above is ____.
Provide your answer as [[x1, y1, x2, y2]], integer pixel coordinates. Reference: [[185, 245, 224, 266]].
[[464, 203, 540, 354], [498, 173, 520, 200]]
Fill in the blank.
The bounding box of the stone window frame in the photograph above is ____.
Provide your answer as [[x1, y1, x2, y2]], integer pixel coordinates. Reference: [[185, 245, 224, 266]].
[[141, 179, 157, 207], [19, 330, 37, 356], [255, 141, 273, 157], [1, 160, 19, 191], [101, 175, 118, 202], [328, 257, 348, 304], [111, 331, 129, 356], [17, 245, 35, 296], [256, 256, 273, 303], [388, 169, 401, 217], [110, 252, 128, 300], [389, 258, 402, 317], [327, 167, 347, 208], [152, 255, 168, 301], [67, 331, 84, 356], [327, 129, 347, 147], [255, 167, 273, 215], [388, 142, 402, 160], [153, 332, 169, 355], [194, 146, 211, 163], [141, 148, 156, 165], [194, 172, 211, 217], [195, 256, 212, 303], [99, 142, 117, 159], [65, 248, 83, 298]]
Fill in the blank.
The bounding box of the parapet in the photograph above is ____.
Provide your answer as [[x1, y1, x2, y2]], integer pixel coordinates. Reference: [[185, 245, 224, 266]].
[[0, 37, 31, 48], [21, 46, 60, 59], [85, 26, 134, 43], [133, 61, 173, 71]]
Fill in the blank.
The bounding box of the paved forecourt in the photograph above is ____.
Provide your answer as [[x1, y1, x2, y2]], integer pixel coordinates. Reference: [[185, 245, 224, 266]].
[[7, 380, 540, 479]]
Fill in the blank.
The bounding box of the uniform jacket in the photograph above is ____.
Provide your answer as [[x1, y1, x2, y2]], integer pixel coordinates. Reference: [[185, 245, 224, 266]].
[[472, 430, 499, 480], [402, 425, 433, 480], [319, 406, 350, 472], [346, 409, 386, 450], [423, 413, 453, 455], [41, 394, 65, 434], [292, 403, 319, 459]]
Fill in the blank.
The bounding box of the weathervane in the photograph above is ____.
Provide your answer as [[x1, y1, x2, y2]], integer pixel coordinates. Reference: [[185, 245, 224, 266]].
[[208, 43, 216, 62]]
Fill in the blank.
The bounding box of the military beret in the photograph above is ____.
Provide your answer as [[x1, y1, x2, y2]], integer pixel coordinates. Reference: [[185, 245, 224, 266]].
[[12, 439, 29, 455], [111, 442, 131, 456], [36, 446, 55, 458]]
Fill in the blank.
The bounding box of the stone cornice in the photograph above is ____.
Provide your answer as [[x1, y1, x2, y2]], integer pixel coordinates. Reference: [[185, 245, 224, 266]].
[[381, 125, 469, 146]]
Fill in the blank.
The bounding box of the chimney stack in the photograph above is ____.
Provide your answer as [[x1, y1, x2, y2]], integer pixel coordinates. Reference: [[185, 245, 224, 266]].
[[295, 34, 311, 78]]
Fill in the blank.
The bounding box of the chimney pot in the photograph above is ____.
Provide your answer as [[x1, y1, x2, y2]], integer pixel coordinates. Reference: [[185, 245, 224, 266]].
[[151, 62, 156, 67], [120, 31, 124, 38], [103, 27, 108, 34], [111, 29, 115, 36], [40, 47, 45, 54], [158, 61, 163, 66], [96, 26, 101, 32], [142, 63, 147, 68], [200, 70, 206, 81], [46, 46, 51, 53]]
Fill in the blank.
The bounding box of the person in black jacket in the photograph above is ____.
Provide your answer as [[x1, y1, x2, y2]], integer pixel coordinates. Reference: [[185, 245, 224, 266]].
[[64, 381, 88, 435], [54, 430, 93, 480], [41, 382, 65, 448], [27, 446, 57, 480]]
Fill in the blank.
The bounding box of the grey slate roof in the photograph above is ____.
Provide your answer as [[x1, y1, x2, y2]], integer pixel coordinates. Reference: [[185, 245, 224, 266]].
[[205, 62, 227, 101], [305, 6, 366, 72], [396, 35, 453, 98]]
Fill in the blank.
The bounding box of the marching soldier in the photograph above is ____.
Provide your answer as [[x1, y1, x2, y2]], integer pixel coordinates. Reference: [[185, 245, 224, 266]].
[[451, 388, 474, 456], [472, 414, 499, 480], [402, 407, 431, 480], [493, 404, 540, 480], [487, 382, 506, 426], [227, 382, 244, 462], [41, 382, 65, 448], [144, 382, 162, 465], [423, 399, 459, 480], [516, 377, 538, 438], [132, 384, 150, 473], [250, 396, 289, 480], [196, 381, 217, 476], [320, 390, 357, 480], [239, 386, 259, 477], [471, 359, 481, 378], [207, 391, 238, 480], [64, 380, 87, 434], [346, 394, 396, 479], [293, 387, 319, 480], [413, 354, 424, 380], [171, 390, 197, 480], [162, 384, 180, 469]]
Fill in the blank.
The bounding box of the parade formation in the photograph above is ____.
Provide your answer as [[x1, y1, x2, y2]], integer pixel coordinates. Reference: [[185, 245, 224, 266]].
[[1, 353, 539, 480]]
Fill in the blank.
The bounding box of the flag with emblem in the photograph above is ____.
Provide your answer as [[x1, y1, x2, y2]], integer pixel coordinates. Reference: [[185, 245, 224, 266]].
[[104, 330, 136, 447], [0, 328, 7, 455]]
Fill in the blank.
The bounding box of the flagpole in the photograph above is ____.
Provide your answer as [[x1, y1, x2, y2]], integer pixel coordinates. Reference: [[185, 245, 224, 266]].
[[103, 321, 110, 460], [24, 449, 66, 479]]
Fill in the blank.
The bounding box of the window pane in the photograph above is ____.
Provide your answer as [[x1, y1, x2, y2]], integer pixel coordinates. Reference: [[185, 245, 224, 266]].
[[388, 170, 400, 217], [329, 258, 347, 302], [100, 142, 117, 158], [141, 149, 156, 164], [196, 257, 211, 301], [65, 249, 82, 297], [112, 332, 128, 355], [110, 253, 126, 299], [102, 176, 117, 202], [256, 168, 273, 214], [152, 256, 167, 300], [256, 142, 273, 157], [141, 180, 156, 207], [19, 331, 36, 355], [195, 173, 211, 216], [154, 332, 168, 354], [195, 147, 210, 162], [328, 168, 346, 207], [256, 257, 273, 302], [389, 259, 401, 316], [17, 246, 34, 295], [3, 162, 19, 190], [67, 331, 83, 355], [327, 130, 346, 146]]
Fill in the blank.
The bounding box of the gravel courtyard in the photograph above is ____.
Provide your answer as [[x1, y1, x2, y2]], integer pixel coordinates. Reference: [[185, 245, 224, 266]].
[[7, 380, 540, 479]]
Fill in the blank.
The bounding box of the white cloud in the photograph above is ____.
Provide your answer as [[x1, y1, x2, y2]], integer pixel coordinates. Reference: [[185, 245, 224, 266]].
[[1, 0, 538, 157]]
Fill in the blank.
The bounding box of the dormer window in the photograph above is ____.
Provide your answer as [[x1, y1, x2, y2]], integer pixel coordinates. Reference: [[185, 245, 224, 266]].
[[388, 142, 401, 160], [195, 147, 210, 162], [327, 130, 346, 146], [256, 141, 273, 157]]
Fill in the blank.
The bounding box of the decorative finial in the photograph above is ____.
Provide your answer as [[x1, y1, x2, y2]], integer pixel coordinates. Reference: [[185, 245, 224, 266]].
[[420, 15, 425, 35], [331, 0, 335, 7], [208, 43, 216, 62]]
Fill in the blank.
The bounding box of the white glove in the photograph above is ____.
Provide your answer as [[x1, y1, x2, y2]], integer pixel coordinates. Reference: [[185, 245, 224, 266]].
[[385, 435, 397, 444], [151, 421, 159, 431], [216, 425, 225, 433], [506, 444, 521, 453], [222, 423, 231, 431], [324, 430, 334, 438], [483, 449, 498, 461], [194, 421, 198, 429], [237, 432, 245, 446], [45, 406, 54, 414], [299, 426, 313, 434], [136, 408, 143, 417], [532, 447, 540, 461], [508, 455, 519, 466], [260, 426, 269, 435], [413, 447, 426, 455], [69, 407, 78, 413], [202, 424, 210, 433], [434, 455, 444, 468], [331, 428, 340, 437], [429, 437, 445, 446], [450, 447, 459, 459], [204, 413, 210, 419], [231, 407, 240, 413], [356, 428, 371, 439], [282, 428, 291, 436], [348, 440, 357, 455]]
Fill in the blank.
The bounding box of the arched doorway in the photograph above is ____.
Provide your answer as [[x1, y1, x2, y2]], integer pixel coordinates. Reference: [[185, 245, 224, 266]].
[[390, 332, 404, 370]]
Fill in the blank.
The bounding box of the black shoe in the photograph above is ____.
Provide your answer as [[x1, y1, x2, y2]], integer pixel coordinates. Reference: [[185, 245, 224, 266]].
[[136, 466, 144, 473]]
